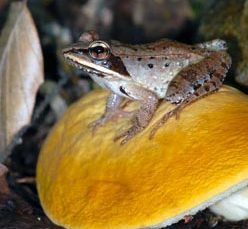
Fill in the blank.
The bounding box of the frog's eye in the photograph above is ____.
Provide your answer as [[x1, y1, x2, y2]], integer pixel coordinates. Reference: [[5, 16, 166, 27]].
[[88, 41, 110, 60]]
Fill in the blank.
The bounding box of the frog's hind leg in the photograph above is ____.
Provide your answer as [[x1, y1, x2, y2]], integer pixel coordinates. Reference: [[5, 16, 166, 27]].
[[150, 51, 231, 139]]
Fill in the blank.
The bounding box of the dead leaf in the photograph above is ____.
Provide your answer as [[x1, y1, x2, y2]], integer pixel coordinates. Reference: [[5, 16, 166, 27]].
[[0, 163, 9, 194], [0, 1, 44, 162]]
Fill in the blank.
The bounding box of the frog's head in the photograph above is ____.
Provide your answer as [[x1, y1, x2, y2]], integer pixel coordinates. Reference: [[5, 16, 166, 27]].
[[62, 31, 130, 79]]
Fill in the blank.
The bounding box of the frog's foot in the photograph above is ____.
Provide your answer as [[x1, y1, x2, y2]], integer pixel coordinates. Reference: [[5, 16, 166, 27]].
[[88, 110, 134, 134], [114, 100, 159, 144], [114, 124, 144, 145], [114, 101, 157, 145], [113, 86, 159, 144], [88, 116, 107, 134], [149, 105, 183, 139]]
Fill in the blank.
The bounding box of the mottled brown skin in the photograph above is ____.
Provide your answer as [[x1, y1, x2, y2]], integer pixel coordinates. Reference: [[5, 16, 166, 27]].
[[63, 31, 231, 144], [150, 50, 231, 138]]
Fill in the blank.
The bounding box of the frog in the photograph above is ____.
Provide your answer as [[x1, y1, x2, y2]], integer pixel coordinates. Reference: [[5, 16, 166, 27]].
[[63, 31, 231, 144]]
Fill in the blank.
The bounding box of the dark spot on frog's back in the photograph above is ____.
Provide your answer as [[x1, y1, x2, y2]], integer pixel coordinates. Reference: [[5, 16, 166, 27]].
[[108, 54, 130, 77], [148, 63, 153, 68]]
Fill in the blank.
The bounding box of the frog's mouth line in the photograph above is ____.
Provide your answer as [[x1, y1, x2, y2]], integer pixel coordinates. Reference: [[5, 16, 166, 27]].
[[64, 53, 129, 80]]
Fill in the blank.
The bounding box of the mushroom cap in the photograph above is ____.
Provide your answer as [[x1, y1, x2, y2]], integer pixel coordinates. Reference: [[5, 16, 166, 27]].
[[37, 86, 248, 229]]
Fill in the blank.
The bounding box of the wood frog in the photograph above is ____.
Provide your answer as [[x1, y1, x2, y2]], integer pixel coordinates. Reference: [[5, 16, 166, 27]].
[[63, 31, 231, 144]]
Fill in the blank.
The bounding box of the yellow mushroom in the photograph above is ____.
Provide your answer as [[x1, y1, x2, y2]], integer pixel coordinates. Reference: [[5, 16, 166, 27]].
[[37, 85, 248, 229]]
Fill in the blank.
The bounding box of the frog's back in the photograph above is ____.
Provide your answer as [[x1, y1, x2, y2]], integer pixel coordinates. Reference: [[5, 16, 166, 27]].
[[111, 39, 208, 98], [111, 39, 206, 58]]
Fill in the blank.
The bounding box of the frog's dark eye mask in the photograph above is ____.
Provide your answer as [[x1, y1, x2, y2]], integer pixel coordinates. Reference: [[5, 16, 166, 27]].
[[63, 45, 129, 80], [62, 37, 132, 79]]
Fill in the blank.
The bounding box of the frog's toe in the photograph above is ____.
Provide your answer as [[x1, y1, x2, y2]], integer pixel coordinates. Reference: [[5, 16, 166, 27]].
[[149, 105, 184, 139], [88, 119, 104, 134], [89, 110, 135, 135], [114, 125, 143, 145], [113, 130, 130, 145]]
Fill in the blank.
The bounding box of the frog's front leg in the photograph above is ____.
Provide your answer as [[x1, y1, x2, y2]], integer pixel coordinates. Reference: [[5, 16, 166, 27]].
[[150, 51, 231, 138], [89, 93, 132, 132], [114, 85, 159, 145]]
